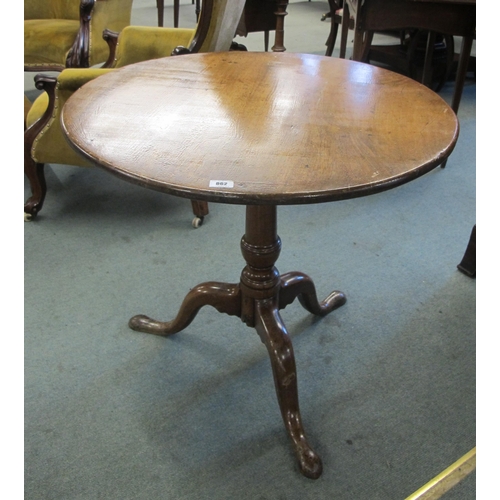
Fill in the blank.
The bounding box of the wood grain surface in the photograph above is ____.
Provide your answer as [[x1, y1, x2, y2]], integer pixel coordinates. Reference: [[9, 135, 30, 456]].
[[62, 51, 458, 205]]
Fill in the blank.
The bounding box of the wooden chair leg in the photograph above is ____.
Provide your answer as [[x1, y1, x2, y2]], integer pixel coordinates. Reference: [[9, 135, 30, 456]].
[[24, 158, 47, 221], [24, 77, 57, 221], [325, 21, 339, 57], [451, 35, 474, 114], [174, 0, 179, 28], [358, 30, 374, 63], [156, 0, 164, 27], [422, 31, 437, 88], [339, 7, 350, 58]]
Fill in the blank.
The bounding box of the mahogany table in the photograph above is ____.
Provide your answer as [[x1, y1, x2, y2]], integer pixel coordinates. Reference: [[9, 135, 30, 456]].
[[61, 51, 458, 479]]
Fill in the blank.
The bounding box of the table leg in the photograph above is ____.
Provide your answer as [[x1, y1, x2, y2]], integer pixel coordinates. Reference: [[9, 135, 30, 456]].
[[422, 31, 437, 88], [174, 0, 179, 28], [128, 204, 346, 478], [129, 282, 242, 335], [255, 297, 323, 479], [156, 0, 180, 28], [156, 0, 164, 27], [271, 0, 289, 52], [339, 7, 350, 59], [279, 271, 346, 315], [451, 35, 474, 114]]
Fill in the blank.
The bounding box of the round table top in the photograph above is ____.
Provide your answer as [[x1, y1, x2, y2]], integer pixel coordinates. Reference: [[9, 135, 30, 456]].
[[62, 51, 458, 205]]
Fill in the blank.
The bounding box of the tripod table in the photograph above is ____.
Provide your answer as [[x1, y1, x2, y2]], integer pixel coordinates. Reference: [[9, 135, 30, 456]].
[[61, 51, 458, 479]]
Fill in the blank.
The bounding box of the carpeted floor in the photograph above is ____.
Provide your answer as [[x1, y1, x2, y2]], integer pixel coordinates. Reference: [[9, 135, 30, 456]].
[[24, 1, 476, 498]]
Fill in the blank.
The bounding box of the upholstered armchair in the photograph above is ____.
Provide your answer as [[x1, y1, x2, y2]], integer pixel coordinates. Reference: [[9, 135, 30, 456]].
[[24, 0, 248, 226], [24, 0, 134, 72]]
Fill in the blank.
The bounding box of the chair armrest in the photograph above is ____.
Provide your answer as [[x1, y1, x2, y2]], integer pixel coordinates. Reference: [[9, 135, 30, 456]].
[[66, 0, 97, 68], [27, 69, 113, 133], [90, 0, 134, 61], [25, 75, 59, 135], [26, 68, 114, 168], [26, 68, 113, 132], [101, 29, 120, 67]]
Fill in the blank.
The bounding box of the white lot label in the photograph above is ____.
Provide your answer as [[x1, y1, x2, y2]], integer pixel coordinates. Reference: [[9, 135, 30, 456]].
[[209, 180, 234, 188]]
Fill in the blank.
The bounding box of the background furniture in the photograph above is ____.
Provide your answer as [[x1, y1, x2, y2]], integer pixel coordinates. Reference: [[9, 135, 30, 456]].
[[155, 0, 289, 52], [324, 0, 453, 88], [340, 0, 476, 113], [61, 51, 458, 479], [24, 0, 134, 72], [457, 225, 476, 277], [324, 0, 353, 57], [236, 0, 289, 52], [156, 0, 200, 28], [24, 0, 247, 226]]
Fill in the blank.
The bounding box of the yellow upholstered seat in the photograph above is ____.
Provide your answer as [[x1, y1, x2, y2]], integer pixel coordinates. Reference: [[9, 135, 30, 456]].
[[24, 0, 247, 225], [24, 0, 133, 72]]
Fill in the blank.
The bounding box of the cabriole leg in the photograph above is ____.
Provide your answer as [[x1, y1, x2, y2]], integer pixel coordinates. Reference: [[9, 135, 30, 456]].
[[255, 297, 323, 479], [24, 159, 46, 221], [279, 271, 346, 314], [129, 282, 241, 336]]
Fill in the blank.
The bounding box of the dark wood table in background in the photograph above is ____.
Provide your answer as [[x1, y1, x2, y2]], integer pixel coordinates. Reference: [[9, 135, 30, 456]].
[[342, 0, 475, 113], [61, 51, 458, 479]]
